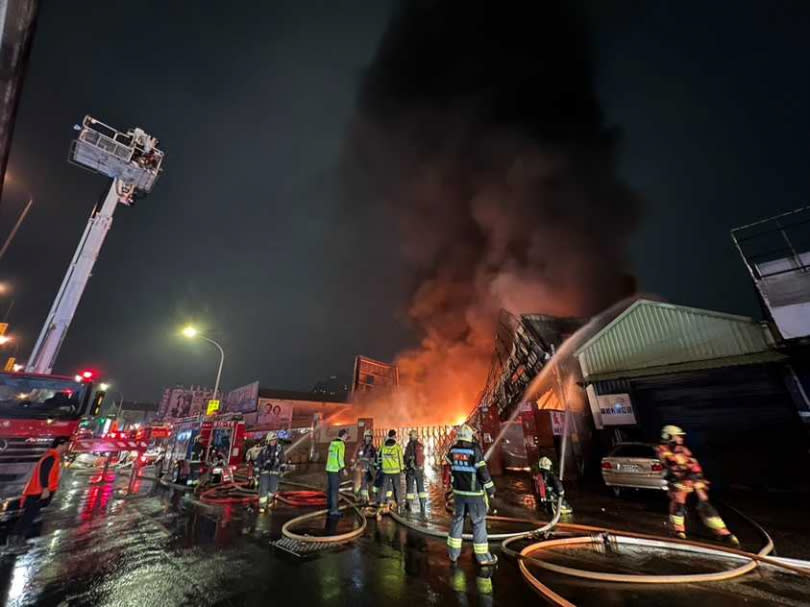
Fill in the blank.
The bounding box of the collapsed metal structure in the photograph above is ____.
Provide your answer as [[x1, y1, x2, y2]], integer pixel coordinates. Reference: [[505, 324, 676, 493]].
[[439, 311, 584, 471]]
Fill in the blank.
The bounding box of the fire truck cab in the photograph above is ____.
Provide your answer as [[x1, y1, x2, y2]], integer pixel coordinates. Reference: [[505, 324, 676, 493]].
[[0, 370, 95, 502]]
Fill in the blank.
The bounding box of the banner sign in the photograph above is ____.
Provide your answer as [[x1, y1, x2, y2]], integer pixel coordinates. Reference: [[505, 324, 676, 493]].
[[159, 387, 216, 419], [550, 411, 567, 436], [255, 398, 294, 430], [225, 381, 259, 413], [596, 393, 636, 426]]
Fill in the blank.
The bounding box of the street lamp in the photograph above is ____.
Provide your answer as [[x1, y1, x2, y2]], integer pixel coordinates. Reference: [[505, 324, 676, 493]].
[[0, 336, 10, 345], [99, 382, 110, 392], [180, 326, 225, 404]]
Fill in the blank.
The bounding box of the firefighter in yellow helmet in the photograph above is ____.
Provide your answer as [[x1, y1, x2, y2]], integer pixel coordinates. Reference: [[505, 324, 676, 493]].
[[445, 424, 497, 566], [534, 456, 572, 515], [658, 425, 738, 545]]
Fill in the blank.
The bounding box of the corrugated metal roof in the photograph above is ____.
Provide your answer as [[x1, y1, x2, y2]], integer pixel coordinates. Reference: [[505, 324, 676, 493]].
[[575, 300, 774, 379], [583, 351, 787, 382]]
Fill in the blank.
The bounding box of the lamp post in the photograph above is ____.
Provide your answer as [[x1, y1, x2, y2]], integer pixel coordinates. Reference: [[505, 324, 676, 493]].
[[103, 390, 124, 420], [181, 326, 225, 404], [0, 196, 33, 263]]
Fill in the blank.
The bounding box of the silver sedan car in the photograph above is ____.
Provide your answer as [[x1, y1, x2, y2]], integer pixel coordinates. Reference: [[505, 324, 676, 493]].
[[601, 442, 668, 496]]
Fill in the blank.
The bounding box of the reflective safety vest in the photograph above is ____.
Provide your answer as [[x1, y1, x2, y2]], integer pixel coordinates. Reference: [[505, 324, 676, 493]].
[[23, 449, 62, 496], [379, 440, 404, 474], [326, 438, 345, 472]]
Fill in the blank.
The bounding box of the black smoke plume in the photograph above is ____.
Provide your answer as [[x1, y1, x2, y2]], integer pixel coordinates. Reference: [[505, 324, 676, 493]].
[[343, 0, 640, 425]]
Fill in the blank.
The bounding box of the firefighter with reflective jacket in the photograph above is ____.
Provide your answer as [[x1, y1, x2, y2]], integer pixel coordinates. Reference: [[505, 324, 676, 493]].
[[658, 425, 739, 545], [8, 437, 70, 546], [445, 424, 497, 566], [257, 431, 285, 511], [353, 429, 377, 505], [326, 429, 348, 517], [533, 456, 573, 516], [377, 429, 404, 514], [404, 429, 428, 515]]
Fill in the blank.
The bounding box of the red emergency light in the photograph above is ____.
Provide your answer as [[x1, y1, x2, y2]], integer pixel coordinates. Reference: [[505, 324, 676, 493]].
[[75, 369, 95, 383]]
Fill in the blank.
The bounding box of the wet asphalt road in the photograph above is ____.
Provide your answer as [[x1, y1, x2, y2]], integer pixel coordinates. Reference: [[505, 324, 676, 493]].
[[0, 467, 807, 606]]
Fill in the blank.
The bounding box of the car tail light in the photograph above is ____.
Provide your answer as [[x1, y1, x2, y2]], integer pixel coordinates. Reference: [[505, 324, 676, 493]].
[[651, 462, 664, 472], [601, 460, 612, 470]]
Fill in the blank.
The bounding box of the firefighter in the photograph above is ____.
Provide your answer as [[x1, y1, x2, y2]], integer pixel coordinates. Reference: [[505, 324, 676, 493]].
[[377, 429, 404, 514], [404, 429, 428, 515], [446, 424, 497, 566], [658, 425, 739, 545], [257, 432, 285, 511], [326, 429, 348, 517], [373, 448, 385, 505], [7, 437, 70, 546], [534, 456, 572, 515], [353, 429, 377, 505]]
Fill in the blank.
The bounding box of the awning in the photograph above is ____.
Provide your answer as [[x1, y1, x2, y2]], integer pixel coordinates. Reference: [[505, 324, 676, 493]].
[[583, 350, 787, 383]]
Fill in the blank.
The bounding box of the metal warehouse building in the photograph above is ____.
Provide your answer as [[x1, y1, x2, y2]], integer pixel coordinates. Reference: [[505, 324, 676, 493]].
[[575, 299, 809, 490]]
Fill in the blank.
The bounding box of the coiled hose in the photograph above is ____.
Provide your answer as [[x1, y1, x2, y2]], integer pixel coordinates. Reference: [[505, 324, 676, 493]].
[[279, 479, 367, 544], [503, 519, 810, 606]]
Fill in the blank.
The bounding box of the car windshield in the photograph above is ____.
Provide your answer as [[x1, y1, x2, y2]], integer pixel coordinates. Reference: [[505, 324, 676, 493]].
[[0, 375, 88, 419], [610, 444, 656, 459]]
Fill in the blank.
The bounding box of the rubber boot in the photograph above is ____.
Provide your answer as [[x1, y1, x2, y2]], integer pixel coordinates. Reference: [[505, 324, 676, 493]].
[[723, 534, 740, 548], [419, 498, 427, 517], [477, 553, 498, 567]]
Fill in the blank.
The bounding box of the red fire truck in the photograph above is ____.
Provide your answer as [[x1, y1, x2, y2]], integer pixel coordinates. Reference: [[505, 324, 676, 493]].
[[164, 414, 246, 486], [0, 370, 96, 502]]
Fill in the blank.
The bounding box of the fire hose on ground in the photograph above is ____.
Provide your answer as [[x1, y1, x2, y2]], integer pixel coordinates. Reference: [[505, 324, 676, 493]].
[[160, 447, 810, 602], [503, 518, 810, 606], [278, 479, 367, 544], [185, 475, 367, 545]]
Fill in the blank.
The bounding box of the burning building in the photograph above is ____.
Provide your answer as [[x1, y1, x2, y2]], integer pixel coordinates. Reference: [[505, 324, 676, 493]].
[[458, 311, 590, 477], [342, 0, 641, 431]]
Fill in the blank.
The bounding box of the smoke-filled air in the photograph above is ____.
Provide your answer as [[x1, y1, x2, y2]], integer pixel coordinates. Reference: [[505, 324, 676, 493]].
[[342, 0, 641, 427]]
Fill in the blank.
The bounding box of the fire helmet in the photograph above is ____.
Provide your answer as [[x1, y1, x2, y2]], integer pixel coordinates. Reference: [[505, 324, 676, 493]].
[[538, 456, 553, 471], [409, 430, 418, 439], [457, 424, 475, 442], [660, 425, 685, 442], [266, 431, 278, 442], [363, 429, 373, 439]]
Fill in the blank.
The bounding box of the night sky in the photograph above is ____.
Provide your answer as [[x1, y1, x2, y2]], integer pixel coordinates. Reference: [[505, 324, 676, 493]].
[[0, 1, 808, 402]]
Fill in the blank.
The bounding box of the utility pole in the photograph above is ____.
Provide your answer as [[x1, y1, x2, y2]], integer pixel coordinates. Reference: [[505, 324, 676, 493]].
[[0, 196, 33, 263]]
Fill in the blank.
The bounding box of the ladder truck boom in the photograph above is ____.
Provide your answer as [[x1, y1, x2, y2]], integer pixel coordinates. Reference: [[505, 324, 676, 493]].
[[26, 116, 164, 374]]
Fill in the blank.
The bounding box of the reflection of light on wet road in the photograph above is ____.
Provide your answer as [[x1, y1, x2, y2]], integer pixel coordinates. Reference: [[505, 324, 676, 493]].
[[7, 558, 32, 606]]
